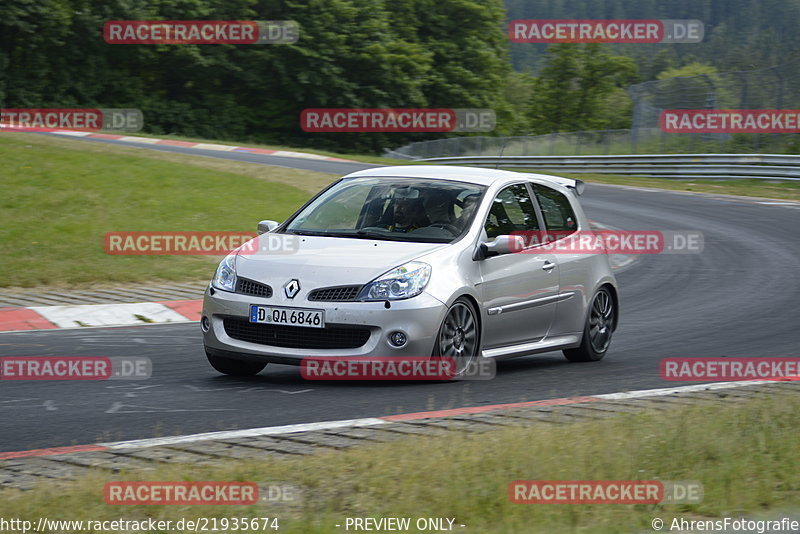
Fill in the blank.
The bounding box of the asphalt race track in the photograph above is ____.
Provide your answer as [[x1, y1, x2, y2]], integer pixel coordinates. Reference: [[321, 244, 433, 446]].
[[1, 136, 798, 453]]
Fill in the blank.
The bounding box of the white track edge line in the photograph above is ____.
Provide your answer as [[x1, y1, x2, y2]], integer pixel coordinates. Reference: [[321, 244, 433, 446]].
[[593, 379, 775, 400], [0, 319, 197, 334], [101, 418, 387, 450], [98, 380, 792, 451]]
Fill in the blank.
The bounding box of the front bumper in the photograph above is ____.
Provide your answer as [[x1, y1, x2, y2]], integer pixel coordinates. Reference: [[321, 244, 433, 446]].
[[201, 285, 447, 364]]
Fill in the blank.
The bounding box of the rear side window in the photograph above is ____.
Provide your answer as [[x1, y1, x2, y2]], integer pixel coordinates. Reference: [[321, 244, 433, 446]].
[[532, 184, 577, 234], [484, 183, 540, 239]]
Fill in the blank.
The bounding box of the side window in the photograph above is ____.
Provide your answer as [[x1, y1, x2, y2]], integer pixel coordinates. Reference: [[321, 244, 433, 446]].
[[532, 184, 577, 235], [483, 184, 539, 239]]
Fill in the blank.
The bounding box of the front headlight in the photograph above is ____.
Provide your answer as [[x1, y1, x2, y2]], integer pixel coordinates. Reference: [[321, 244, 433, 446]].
[[358, 261, 431, 301], [211, 253, 237, 292]]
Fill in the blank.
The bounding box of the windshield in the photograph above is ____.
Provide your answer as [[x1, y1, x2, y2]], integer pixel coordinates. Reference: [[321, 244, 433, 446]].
[[283, 177, 486, 243]]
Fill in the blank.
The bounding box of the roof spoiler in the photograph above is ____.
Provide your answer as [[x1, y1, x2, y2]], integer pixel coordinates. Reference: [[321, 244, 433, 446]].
[[546, 176, 585, 196]]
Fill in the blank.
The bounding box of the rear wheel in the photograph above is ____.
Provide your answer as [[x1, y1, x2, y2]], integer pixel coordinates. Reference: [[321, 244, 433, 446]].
[[563, 287, 615, 362], [433, 298, 480, 377], [206, 349, 267, 376]]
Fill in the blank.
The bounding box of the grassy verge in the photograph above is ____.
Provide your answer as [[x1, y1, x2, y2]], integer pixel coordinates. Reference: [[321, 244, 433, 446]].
[[2, 394, 797, 533], [0, 133, 333, 287]]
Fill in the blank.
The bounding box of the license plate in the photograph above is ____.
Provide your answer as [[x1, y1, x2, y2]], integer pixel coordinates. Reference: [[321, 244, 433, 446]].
[[249, 305, 325, 328]]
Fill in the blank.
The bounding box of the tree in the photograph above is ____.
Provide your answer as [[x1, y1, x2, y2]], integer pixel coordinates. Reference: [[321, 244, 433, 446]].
[[527, 44, 637, 133], [654, 62, 723, 109], [0, 0, 512, 153]]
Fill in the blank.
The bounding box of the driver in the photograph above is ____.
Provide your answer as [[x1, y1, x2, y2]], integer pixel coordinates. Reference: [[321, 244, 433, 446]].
[[387, 198, 429, 233]]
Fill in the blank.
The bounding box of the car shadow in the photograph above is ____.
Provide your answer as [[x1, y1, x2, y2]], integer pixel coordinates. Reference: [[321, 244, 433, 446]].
[[202, 352, 583, 388]]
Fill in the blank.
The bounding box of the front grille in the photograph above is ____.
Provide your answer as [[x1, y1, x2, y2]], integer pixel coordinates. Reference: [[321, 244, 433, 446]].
[[236, 278, 272, 298], [308, 285, 362, 302], [223, 317, 371, 349]]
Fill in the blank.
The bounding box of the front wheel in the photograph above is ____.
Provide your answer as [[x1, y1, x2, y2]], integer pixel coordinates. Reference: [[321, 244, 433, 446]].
[[433, 297, 480, 377], [563, 287, 616, 362], [206, 349, 267, 376]]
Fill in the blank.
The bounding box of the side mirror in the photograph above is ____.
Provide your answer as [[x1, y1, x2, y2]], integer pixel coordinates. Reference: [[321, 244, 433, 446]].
[[257, 220, 279, 235], [477, 235, 525, 259]]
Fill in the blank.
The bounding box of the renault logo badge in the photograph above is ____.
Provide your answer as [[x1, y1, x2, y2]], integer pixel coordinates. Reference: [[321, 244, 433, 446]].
[[284, 279, 300, 298]]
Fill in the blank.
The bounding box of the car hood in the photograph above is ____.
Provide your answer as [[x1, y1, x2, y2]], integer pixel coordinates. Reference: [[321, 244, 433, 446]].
[[235, 234, 445, 294]]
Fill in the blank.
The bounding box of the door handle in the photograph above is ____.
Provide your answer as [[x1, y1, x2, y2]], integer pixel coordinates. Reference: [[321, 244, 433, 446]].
[[542, 260, 556, 271]]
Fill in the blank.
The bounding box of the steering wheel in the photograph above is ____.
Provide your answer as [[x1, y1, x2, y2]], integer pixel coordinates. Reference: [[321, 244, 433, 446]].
[[427, 222, 461, 235]]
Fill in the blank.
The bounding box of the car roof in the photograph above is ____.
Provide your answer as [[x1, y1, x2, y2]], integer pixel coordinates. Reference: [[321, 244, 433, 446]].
[[342, 165, 568, 188]]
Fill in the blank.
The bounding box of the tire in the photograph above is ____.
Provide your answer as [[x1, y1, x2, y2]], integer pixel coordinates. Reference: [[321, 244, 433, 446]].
[[563, 286, 616, 362], [432, 297, 480, 377], [206, 349, 267, 376]]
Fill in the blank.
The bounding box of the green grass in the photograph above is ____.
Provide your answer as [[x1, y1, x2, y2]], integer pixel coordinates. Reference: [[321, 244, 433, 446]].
[[1, 394, 798, 533], [0, 133, 331, 287]]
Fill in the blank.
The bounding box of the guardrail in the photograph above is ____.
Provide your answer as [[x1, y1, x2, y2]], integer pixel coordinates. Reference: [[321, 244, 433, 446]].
[[415, 154, 800, 181]]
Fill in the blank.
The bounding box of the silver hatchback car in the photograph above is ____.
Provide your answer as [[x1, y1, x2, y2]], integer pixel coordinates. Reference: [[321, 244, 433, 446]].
[[202, 166, 618, 376]]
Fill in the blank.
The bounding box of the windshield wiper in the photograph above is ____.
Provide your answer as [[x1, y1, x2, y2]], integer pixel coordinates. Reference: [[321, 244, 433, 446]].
[[283, 230, 351, 237], [284, 230, 379, 240], [356, 229, 452, 243], [355, 229, 411, 241], [285, 229, 431, 242]]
